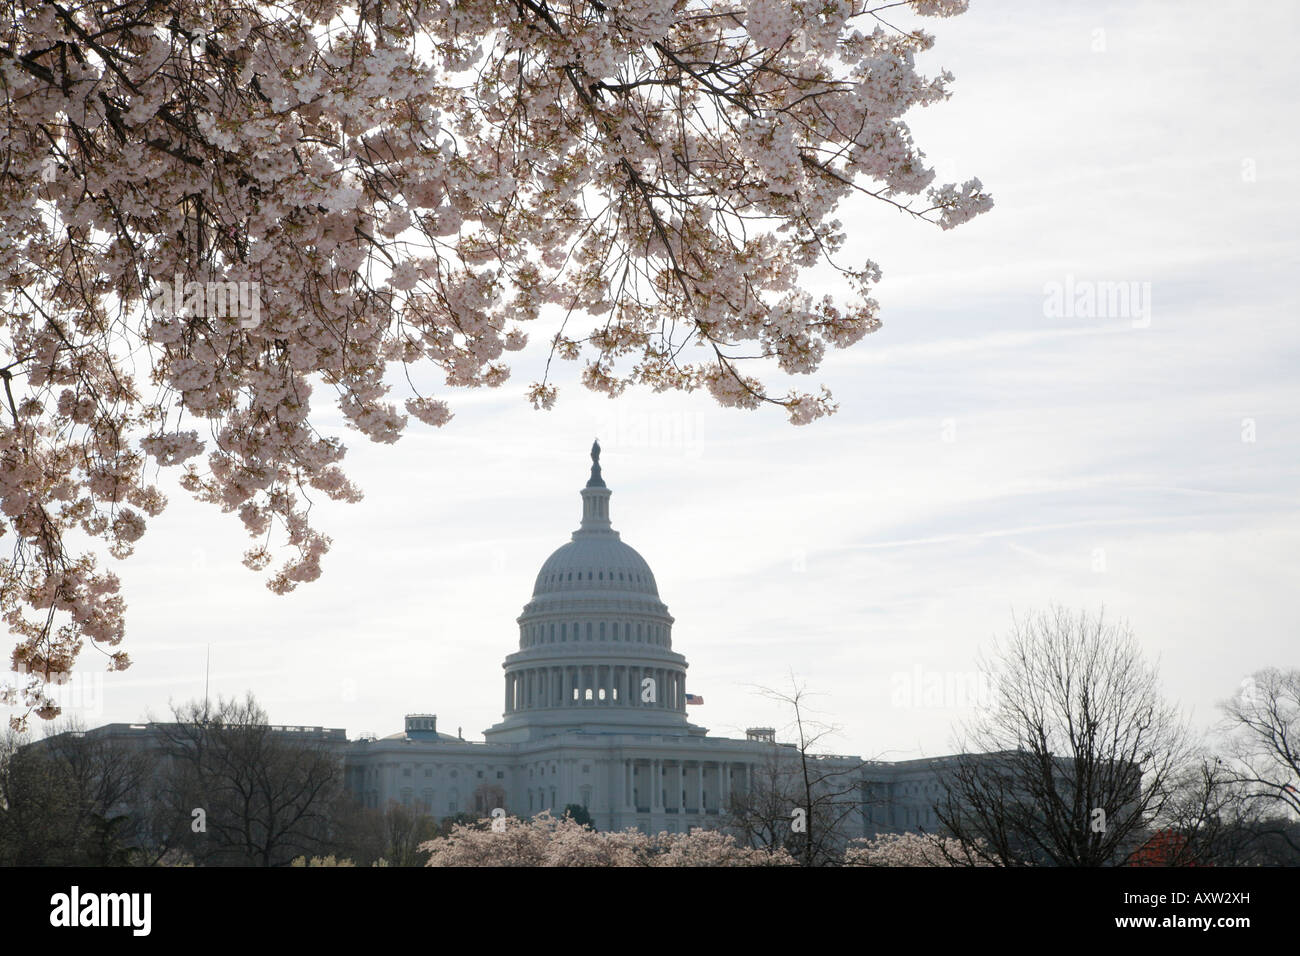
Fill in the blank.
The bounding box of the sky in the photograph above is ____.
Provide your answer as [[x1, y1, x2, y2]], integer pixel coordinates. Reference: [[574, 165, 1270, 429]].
[[27, 0, 1299, 762]]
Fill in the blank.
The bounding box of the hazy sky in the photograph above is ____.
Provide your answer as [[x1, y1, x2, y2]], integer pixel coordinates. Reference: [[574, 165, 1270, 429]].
[[30, 0, 1299, 762]]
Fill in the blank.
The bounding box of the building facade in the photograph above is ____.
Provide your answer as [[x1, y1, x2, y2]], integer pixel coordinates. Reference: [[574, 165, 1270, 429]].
[[30, 443, 968, 845], [343, 442, 959, 839]]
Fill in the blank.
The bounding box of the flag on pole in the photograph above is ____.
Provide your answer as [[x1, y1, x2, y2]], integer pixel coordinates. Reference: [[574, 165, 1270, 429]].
[[685, 694, 704, 705]]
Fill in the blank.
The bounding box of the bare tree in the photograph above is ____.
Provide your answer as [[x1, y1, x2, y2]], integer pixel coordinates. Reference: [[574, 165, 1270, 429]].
[[151, 694, 344, 866], [936, 607, 1193, 866], [0, 719, 151, 864], [1220, 667, 1300, 859], [1138, 753, 1250, 866], [726, 679, 874, 866]]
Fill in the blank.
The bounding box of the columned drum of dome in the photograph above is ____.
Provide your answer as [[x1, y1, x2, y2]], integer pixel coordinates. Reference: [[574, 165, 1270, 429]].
[[484, 442, 706, 743]]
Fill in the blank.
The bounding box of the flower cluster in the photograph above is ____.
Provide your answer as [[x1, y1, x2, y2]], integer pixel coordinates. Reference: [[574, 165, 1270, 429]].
[[844, 830, 993, 866], [0, 0, 986, 723], [420, 811, 795, 866]]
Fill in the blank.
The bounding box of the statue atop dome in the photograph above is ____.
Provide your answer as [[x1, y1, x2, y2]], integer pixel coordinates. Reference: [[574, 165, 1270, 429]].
[[587, 438, 606, 488]]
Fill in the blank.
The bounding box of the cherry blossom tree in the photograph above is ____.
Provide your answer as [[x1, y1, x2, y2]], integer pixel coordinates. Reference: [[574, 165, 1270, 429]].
[[844, 831, 990, 866], [420, 809, 795, 865], [0, 0, 990, 726]]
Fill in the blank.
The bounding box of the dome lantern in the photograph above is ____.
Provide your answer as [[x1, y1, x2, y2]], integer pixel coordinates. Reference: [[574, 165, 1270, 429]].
[[579, 439, 613, 533]]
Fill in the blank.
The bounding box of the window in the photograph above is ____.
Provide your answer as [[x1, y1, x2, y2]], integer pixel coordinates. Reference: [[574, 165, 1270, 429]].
[[402, 768, 411, 777], [582, 764, 591, 774], [477, 770, 484, 779], [497, 771, 504, 779], [424, 768, 432, 778], [450, 770, 457, 778]]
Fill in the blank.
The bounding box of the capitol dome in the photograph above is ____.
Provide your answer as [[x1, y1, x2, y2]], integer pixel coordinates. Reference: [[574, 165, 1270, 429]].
[[483, 441, 701, 743], [530, 439, 660, 600], [532, 538, 660, 599]]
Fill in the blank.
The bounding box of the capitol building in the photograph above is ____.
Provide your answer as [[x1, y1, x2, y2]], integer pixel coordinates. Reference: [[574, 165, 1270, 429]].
[[343, 442, 960, 840]]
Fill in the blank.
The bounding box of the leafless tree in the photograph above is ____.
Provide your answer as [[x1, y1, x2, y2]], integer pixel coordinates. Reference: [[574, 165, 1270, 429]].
[[151, 694, 344, 866], [936, 607, 1194, 866], [726, 678, 877, 866], [0, 718, 151, 864], [1219, 667, 1300, 858]]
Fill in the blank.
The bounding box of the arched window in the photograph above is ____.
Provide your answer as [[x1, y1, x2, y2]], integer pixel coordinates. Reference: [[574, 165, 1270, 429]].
[[599, 622, 605, 640]]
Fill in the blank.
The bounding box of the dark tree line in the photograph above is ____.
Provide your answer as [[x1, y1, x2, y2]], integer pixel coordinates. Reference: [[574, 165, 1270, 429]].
[[1, 693, 472, 866]]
